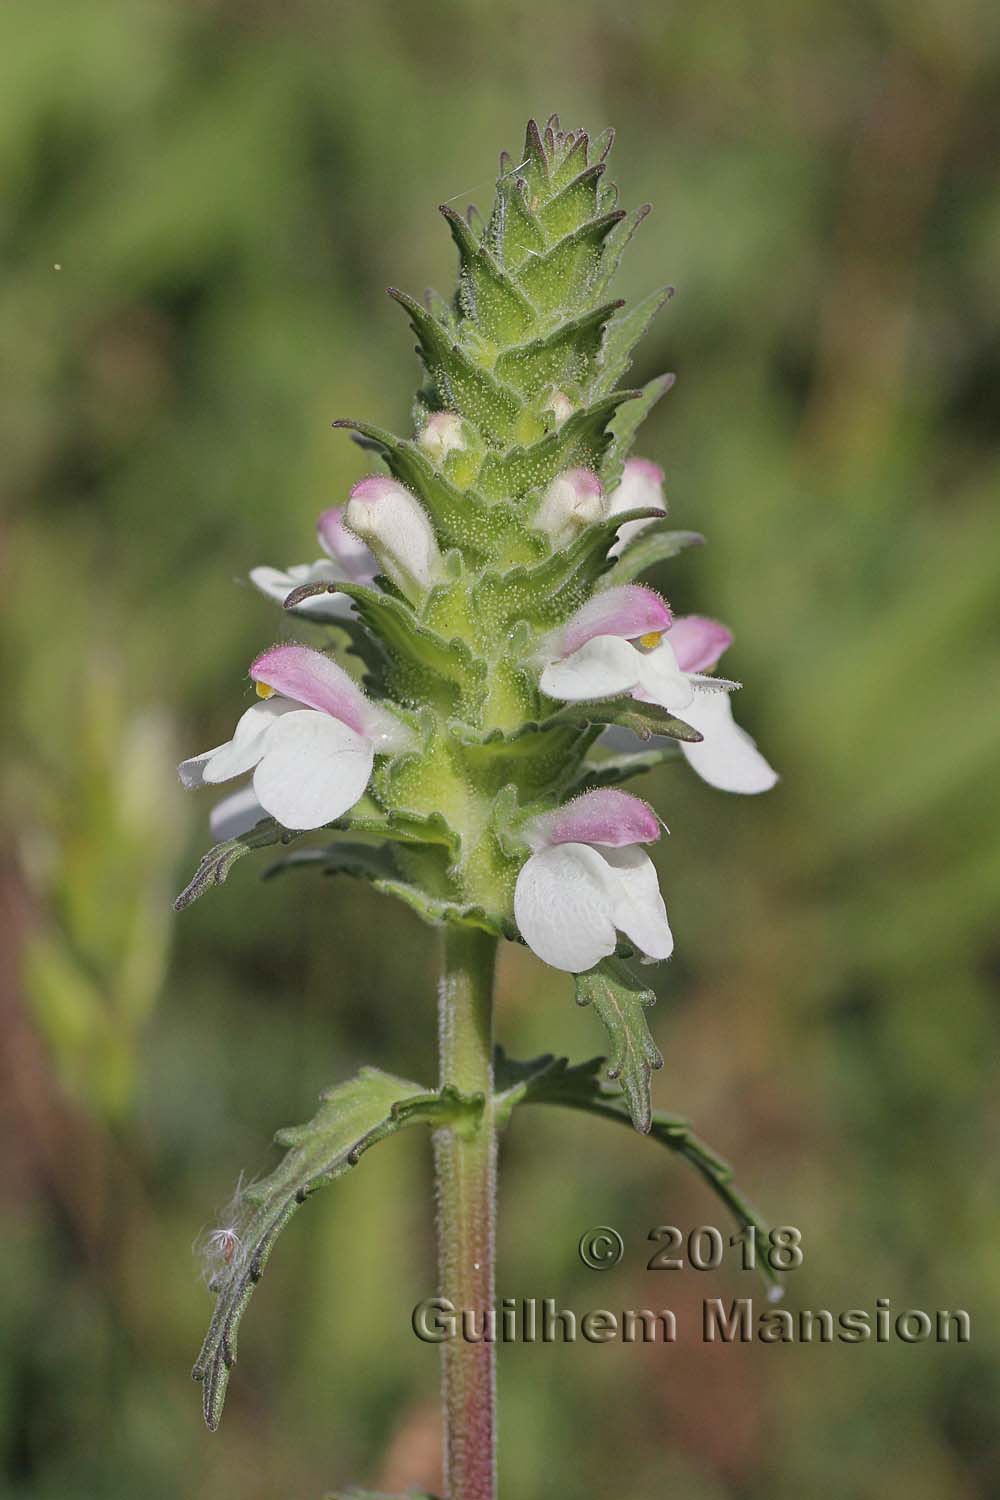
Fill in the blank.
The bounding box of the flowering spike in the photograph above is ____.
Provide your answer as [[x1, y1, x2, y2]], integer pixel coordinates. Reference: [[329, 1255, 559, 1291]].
[[177, 119, 782, 1470], [180, 113, 775, 958]]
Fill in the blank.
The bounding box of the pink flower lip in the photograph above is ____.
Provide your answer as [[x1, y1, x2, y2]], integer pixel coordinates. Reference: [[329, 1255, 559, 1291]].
[[666, 615, 734, 674], [564, 466, 603, 498], [623, 457, 665, 486], [349, 474, 401, 505], [559, 585, 673, 656], [249, 644, 369, 737], [528, 789, 662, 851], [316, 504, 352, 553], [316, 503, 377, 581]]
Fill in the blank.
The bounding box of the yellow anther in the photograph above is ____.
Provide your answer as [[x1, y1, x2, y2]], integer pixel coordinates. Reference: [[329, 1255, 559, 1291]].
[[639, 631, 664, 650], [255, 681, 274, 699]]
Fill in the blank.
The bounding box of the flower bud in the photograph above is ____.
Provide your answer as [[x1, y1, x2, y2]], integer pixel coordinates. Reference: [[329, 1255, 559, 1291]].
[[345, 476, 442, 602], [533, 467, 606, 546], [542, 390, 575, 429], [607, 458, 667, 557], [418, 411, 466, 464]]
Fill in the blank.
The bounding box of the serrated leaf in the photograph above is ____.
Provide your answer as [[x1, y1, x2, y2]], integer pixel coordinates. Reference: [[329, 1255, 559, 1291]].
[[283, 579, 484, 711], [602, 372, 675, 489], [591, 202, 651, 299], [388, 287, 521, 443], [495, 300, 623, 401], [547, 126, 591, 188], [474, 390, 637, 501], [174, 820, 294, 912], [343, 803, 462, 856], [594, 285, 674, 397], [193, 1071, 481, 1430], [451, 717, 593, 797], [515, 211, 626, 311], [440, 203, 536, 344], [473, 504, 659, 631], [600, 526, 705, 588], [371, 877, 513, 938], [333, 418, 511, 561], [488, 172, 546, 271], [494, 1049, 606, 1118], [537, 161, 605, 237], [495, 1050, 781, 1293], [518, 117, 550, 201], [574, 959, 663, 1133]]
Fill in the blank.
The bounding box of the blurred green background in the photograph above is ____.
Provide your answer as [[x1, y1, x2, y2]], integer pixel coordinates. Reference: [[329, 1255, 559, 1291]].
[[3, 1, 999, 1496]]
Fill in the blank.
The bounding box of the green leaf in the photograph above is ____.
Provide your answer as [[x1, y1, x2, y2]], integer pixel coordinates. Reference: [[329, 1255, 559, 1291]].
[[495, 300, 623, 402], [475, 390, 636, 501], [440, 202, 536, 344], [487, 169, 545, 271], [537, 162, 606, 238], [284, 579, 484, 711], [591, 202, 652, 299], [568, 743, 684, 791], [173, 820, 293, 912], [495, 1051, 781, 1294], [259, 842, 508, 935], [451, 718, 594, 798], [552, 698, 703, 744], [342, 803, 462, 856], [262, 841, 400, 884], [515, 211, 626, 312], [516, 116, 552, 202], [387, 286, 521, 444], [594, 285, 674, 397], [574, 959, 663, 1133], [372, 878, 514, 939], [193, 1071, 482, 1431], [473, 505, 660, 632], [332, 418, 516, 561], [600, 526, 705, 588], [601, 372, 675, 489]]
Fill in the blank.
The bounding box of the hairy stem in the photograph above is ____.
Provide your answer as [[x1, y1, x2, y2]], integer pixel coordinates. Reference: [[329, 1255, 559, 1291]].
[[434, 926, 497, 1500]]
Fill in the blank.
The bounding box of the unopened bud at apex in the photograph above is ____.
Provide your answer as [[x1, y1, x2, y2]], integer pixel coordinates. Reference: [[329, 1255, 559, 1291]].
[[345, 476, 442, 601], [418, 411, 466, 464], [534, 467, 605, 546]]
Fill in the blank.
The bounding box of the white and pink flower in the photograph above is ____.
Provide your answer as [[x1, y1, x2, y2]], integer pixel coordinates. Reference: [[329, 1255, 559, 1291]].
[[178, 644, 412, 832], [533, 467, 605, 545], [250, 505, 377, 620], [539, 588, 777, 795], [514, 789, 672, 973], [606, 458, 667, 557], [345, 476, 442, 602], [419, 411, 466, 463]]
